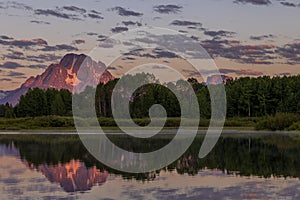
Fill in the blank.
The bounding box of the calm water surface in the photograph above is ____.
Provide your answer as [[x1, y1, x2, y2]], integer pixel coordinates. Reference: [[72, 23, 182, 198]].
[[0, 133, 300, 199]]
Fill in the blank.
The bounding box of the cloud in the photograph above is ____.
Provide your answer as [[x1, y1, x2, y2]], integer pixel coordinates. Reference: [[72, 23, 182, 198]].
[[226, 44, 276, 64], [0, 61, 48, 69], [6, 71, 26, 77], [98, 38, 117, 48], [124, 48, 179, 59], [0, 38, 48, 48], [7, 49, 24, 55], [153, 5, 183, 14], [0, 1, 33, 10], [4, 50, 25, 60], [34, 9, 80, 20], [201, 38, 276, 64], [32, 38, 48, 45], [110, 6, 143, 17], [153, 49, 179, 58], [26, 64, 48, 69], [88, 13, 104, 19], [126, 33, 211, 59], [0, 78, 12, 81], [97, 35, 108, 41], [193, 68, 263, 76], [25, 54, 61, 63], [3, 49, 60, 63], [170, 20, 202, 27], [90, 10, 101, 15], [62, 6, 86, 14], [111, 26, 129, 33], [0, 62, 22, 69], [41, 44, 78, 52], [280, 2, 297, 7], [250, 34, 275, 40], [219, 68, 263, 76], [121, 56, 136, 61], [178, 30, 188, 33], [107, 66, 117, 70], [204, 30, 236, 38], [151, 65, 168, 69], [72, 39, 85, 45], [0, 35, 13, 40], [276, 42, 300, 64], [87, 32, 98, 36], [122, 21, 142, 26], [153, 17, 161, 20], [30, 20, 50, 25], [233, 0, 272, 5]]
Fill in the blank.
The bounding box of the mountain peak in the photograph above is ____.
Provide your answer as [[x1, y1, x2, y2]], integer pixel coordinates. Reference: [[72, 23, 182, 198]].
[[59, 53, 88, 69], [0, 53, 114, 105]]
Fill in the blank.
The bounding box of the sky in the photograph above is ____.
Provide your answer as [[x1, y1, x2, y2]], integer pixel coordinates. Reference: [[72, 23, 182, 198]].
[[0, 0, 300, 90]]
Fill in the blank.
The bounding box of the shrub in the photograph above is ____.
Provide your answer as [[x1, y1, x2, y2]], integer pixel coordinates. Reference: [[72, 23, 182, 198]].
[[225, 117, 257, 127], [287, 121, 300, 131], [255, 113, 300, 131]]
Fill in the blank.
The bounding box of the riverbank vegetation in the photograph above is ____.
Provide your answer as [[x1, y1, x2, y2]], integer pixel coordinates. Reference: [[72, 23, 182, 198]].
[[1, 74, 300, 131], [0, 115, 293, 131]]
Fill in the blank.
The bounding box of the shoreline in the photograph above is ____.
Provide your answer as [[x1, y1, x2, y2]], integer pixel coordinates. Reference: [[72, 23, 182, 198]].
[[1, 129, 300, 135]]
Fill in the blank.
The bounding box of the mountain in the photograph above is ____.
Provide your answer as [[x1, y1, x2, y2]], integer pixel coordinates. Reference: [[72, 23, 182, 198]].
[[0, 53, 114, 106], [206, 75, 233, 85], [0, 90, 11, 100]]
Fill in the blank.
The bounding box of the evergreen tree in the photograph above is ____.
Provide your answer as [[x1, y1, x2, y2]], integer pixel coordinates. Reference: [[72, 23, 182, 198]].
[[4, 103, 15, 118], [51, 94, 66, 116], [16, 88, 47, 117]]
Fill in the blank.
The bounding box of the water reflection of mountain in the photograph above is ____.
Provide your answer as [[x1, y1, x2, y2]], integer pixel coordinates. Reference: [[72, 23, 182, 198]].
[[24, 160, 108, 192], [1, 134, 300, 184], [0, 143, 108, 193]]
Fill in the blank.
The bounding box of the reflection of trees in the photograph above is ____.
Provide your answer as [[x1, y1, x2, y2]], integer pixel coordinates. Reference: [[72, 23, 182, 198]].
[[1, 134, 300, 181]]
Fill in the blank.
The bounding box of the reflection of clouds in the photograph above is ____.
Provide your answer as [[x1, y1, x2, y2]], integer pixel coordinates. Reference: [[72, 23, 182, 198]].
[[84, 170, 300, 200]]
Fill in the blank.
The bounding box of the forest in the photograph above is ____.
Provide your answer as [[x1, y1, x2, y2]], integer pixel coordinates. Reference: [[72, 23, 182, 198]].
[[1, 73, 300, 130]]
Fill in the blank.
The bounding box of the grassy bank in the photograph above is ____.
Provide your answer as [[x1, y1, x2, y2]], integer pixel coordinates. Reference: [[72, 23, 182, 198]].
[[0, 114, 299, 131]]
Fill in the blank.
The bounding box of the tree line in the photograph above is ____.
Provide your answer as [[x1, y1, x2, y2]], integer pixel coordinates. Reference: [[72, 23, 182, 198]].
[[2, 74, 300, 118], [0, 88, 73, 118]]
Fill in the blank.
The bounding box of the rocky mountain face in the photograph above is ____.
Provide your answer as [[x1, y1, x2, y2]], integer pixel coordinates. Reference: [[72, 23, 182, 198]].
[[0, 53, 114, 106]]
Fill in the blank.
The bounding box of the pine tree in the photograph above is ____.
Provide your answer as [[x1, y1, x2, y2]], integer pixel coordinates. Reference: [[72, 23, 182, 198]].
[[51, 94, 66, 116]]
